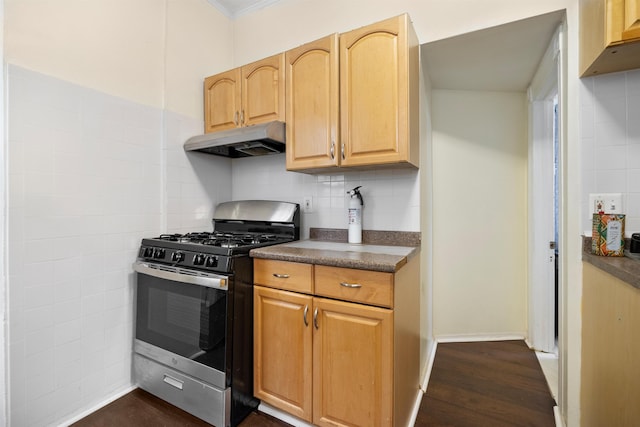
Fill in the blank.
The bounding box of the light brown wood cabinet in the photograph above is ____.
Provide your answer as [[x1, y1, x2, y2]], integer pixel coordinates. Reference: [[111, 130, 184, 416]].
[[312, 297, 393, 427], [253, 256, 420, 427], [580, 0, 640, 76], [204, 53, 285, 133], [285, 34, 340, 170], [254, 285, 313, 421], [286, 14, 420, 172], [581, 263, 640, 425]]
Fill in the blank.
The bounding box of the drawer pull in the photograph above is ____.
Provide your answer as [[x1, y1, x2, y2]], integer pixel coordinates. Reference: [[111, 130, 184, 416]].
[[303, 305, 309, 327], [273, 273, 290, 279], [163, 374, 184, 390], [340, 282, 362, 289]]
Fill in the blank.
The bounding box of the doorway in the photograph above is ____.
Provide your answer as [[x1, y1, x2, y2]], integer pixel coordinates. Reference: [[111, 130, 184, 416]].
[[527, 23, 563, 403]]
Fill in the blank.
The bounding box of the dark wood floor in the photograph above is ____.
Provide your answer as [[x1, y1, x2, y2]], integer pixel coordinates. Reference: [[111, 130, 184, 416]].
[[72, 340, 554, 427], [416, 340, 556, 426], [70, 387, 289, 427]]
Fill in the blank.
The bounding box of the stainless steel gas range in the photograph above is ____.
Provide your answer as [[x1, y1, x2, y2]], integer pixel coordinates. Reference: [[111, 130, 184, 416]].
[[133, 200, 300, 427]]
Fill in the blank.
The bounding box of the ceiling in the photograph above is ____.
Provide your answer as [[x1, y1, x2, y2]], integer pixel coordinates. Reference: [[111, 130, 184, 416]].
[[421, 10, 566, 92], [207, 0, 282, 19]]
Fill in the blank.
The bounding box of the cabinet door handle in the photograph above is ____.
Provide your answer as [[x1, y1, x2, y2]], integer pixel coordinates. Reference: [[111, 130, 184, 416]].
[[303, 305, 309, 327], [234, 111, 239, 126], [273, 273, 290, 279], [240, 110, 245, 125], [313, 307, 319, 329], [340, 282, 362, 288], [341, 143, 345, 160], [330, 141, 335, 160]]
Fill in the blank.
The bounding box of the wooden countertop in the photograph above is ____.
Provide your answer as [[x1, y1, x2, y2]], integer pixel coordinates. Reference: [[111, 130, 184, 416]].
[[250, 240, 419, 273]]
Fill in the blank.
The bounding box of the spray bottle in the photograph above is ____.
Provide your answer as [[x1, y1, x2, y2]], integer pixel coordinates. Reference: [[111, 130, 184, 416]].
[[347, 186, 364, 244]]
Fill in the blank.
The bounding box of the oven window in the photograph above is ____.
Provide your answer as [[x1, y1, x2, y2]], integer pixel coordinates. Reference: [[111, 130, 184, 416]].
[[136, 273, 227, 372]]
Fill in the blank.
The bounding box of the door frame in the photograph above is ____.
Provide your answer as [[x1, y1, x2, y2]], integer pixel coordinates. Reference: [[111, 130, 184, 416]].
[[527, 25, 561, 353]]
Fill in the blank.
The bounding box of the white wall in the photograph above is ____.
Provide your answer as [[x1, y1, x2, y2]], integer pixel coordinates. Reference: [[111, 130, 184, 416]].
[[4, 0, 232, 119], [4, 0, 167, 109], [231, 0, 573, 64], [580, 69, 640, 236], [6, 65, 163, 426], [431, 90, 528, 337], [0, 0, 7, 425], [164, 0, 234, 118], [165, 111, 232, 234]]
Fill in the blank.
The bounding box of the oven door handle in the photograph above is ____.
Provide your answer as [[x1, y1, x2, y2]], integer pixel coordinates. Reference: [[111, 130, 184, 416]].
[[134, 262, 228, 290]]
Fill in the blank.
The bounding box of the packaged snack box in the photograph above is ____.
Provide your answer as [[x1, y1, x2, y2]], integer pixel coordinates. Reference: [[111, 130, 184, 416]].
[[592, 213, 625, 257]]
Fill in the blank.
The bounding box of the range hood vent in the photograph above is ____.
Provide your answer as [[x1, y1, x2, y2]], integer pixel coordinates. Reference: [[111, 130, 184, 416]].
[[184, 121, 285, 158]]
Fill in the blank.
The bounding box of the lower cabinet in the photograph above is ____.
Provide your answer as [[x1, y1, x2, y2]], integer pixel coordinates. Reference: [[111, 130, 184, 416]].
[[254, 286, 313, 421], [312, 297, 392, 427], [253, 256, 420, 427]]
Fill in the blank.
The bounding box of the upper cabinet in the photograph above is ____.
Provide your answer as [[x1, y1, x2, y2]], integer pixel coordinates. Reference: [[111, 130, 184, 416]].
[[580, 0, 640, 76], [339, 14, 420, 169], [286, 34, 340, 170], [204, 53, 285, 133], [286, 14, 420, 172]]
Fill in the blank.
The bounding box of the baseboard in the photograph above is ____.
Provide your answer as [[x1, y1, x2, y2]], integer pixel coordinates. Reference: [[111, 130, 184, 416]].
[[420, 340, 438, 392], [405, 341, 438, 427], [258, 402, 314, 427], [554, 406, 564, 426], [57, 384, 137, 427], [435, 333, 526, 343]]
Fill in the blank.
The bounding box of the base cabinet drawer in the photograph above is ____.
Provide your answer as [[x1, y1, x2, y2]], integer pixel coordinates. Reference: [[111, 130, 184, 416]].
[[254, 259, 313, 293], [315, 265, 393, 308]]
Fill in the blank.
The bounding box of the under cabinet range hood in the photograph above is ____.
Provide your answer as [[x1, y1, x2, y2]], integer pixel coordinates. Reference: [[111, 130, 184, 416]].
[[184, 121, 285, 158]]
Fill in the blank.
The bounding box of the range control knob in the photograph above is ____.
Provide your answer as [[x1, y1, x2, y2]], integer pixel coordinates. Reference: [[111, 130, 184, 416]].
[[171, 251, 185, 262], [153, 248, 166, 259], [193, 254, 206, 265], [142, 247, 153, 258], [206, 256, 218, 268]]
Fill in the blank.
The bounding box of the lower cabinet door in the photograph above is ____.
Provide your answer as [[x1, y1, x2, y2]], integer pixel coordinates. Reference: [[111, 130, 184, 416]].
[[312, 297, 393, 427], [254, 286, 313, 421]]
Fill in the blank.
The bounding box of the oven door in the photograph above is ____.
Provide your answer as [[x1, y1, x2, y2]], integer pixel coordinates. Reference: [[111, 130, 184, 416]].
[[134, 261, 231, 389]]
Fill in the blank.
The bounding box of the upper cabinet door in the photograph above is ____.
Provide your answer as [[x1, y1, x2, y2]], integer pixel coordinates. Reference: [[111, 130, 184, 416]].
[[623, 0, 640, 40], [286, 34, 340, 171], [339, 14, 419, 168], [204, 69, 241, 133], [241, 53, 286, 127]]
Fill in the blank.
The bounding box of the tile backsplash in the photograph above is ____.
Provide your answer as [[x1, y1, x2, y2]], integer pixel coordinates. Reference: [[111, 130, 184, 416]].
[[232, 155, 421, 239], [581, 69, 640, 236]]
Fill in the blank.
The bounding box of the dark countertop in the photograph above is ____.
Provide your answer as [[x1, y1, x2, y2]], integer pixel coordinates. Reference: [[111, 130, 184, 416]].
[[250, 240, 419, 273], [582, 236, 640, 289]]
